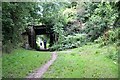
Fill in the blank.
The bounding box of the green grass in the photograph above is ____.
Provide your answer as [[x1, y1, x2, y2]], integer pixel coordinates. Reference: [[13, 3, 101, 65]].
[[2, 48, 51, 78], [43, 43, 118, 78], [42, 53, 85, 78], [2, 43, 118, 78]]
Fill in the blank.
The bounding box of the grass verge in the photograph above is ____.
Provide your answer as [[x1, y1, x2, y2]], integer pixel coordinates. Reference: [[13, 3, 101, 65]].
[[2, 48, 51, 78], [43, 43, 118, 78]]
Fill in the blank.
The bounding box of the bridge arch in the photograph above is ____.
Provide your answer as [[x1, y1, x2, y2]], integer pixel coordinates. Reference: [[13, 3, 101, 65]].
[[22, 25, 57, 50]]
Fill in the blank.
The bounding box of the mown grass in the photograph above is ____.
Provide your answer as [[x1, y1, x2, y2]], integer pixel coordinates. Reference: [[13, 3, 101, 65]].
[[2, 48, 51, 78], [43, 43, 118, 78], [43, 53, 85, 78]]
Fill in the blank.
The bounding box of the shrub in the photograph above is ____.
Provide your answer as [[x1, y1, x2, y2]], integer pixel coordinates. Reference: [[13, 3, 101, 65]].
[[83, 2, 118, 41], [95, 28, 120, 46], [50, 33, 87, 51], [2, 39, 18, 53]]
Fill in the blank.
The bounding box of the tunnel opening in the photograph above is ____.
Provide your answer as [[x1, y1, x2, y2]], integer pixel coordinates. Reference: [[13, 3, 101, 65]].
[[21, 25, 56, 51]]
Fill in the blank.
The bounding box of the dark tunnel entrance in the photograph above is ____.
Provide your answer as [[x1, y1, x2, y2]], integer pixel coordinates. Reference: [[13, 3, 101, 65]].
[[21, 25, 55, 51]]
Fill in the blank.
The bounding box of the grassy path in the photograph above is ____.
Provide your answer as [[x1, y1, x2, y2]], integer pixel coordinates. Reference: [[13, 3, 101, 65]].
[[2, 48, 51, 78], [2, 43, 118, 78], [26, 52, 57, 78], [43, 43, 118, 78]]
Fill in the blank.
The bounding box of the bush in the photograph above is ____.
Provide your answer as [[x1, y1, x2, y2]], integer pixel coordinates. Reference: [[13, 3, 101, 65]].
[[2, 41, 14, 53], [50, 33, 87, 51], [95, 28, 120, 46], [108, 28, 120, 46], [83, 2, 118, 41]]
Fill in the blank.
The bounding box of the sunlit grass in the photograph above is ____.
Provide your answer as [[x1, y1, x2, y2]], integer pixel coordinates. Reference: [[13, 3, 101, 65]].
[[43, 43, 118, 78], [2, 48, 51, 78], [2, 43, 118, 78], [42, 53, 85, 78]]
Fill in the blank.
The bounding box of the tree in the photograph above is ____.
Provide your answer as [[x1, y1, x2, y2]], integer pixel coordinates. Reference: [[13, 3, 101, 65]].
[[82, 2, 118, 41], [2, 2, 39, 53]]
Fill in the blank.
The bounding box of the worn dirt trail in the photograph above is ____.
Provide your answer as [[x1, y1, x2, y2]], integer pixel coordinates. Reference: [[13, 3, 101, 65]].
[[26, 52, 57, 78]]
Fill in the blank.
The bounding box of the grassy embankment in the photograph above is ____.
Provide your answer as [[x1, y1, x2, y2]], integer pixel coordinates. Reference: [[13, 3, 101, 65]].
[[2, 48, 51, 78], [43, 43, 118, 78]]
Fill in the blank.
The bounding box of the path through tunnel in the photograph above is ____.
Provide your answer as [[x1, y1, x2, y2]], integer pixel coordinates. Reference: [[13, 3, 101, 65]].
[[22, 25, 55, 51], [36, 35, 50, 50]]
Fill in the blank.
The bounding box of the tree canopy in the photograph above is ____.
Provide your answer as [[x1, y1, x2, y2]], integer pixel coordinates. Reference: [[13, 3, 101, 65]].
[[2, 1, 120, 52]]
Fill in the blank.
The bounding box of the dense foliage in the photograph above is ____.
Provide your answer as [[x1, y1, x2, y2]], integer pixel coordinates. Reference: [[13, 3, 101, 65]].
[[2, 1, 120, 55], [50, 2, 120, 51], [51, 34, 87, 51], [2, 2, 39, 53], [2, 1, 119, 78], [82, 2, 118, 41]]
